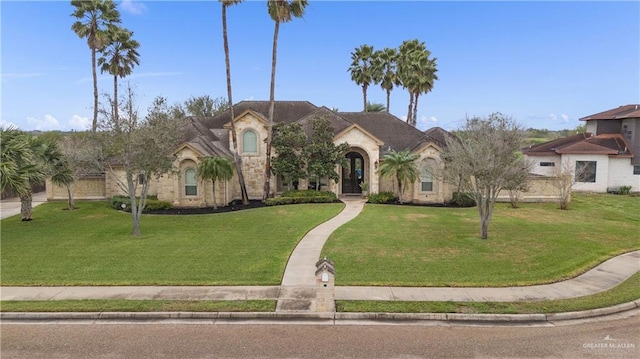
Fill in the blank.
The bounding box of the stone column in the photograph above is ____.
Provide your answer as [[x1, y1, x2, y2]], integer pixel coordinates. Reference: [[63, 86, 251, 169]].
[[314, 257, 336, 312]]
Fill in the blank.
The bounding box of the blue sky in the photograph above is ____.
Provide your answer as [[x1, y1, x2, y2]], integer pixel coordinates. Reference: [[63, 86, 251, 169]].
[[1, 0, 639, 132]]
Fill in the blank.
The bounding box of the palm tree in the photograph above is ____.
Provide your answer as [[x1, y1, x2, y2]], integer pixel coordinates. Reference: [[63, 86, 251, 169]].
[[219, 0, 249, 205], [348, 44, 376, 112], [373, 47, 400, 112], [377, 149, 419, 204], [264, 0, 308, 201], [98, 26, 140, 128], [365, 102, 386, 112], [397, 39, 437, 127], [197, 157, 235, 209], [71, 0, 121, 132]]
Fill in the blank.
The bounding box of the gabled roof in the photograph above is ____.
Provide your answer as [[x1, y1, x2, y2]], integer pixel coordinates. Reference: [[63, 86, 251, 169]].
[[296, 106, 352, 138], [339, 111, 427, 154], [182, 117, 231, 157], [524, 132, 632, 158], [579, 104, 640, 121]]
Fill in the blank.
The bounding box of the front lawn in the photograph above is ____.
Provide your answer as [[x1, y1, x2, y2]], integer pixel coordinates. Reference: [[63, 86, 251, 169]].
[[0, 201, 344, 285], [323, 193, 639, 286]]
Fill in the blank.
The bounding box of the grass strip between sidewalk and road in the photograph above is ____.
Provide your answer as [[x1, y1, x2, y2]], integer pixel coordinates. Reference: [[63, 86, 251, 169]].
[[336, 272, 640, 314]]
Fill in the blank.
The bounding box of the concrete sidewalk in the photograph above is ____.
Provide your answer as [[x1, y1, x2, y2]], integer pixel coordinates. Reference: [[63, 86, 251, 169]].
[[0, 191, 47, 220], [2, 251, 638, 302]]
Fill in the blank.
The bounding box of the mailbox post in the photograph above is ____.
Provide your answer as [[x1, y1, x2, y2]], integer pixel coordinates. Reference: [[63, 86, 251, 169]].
[[314, 257, 335, 312]]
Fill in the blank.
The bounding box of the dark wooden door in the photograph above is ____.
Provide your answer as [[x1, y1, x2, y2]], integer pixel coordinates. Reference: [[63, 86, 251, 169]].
[[342, 152, 364, 194]]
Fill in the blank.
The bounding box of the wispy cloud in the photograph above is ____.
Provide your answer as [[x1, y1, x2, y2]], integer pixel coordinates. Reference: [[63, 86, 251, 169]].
[[120, 0, 147, 15], [1, 73, 44, 82], [76, 72, 182, 84]]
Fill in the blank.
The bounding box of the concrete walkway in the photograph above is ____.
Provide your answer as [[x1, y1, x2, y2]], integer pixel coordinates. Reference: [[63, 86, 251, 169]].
[[1, 251, 638, 302]]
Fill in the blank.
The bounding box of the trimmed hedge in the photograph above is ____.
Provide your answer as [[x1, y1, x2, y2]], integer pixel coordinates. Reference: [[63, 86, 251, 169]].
[[266, 189, 338, 206], [367, 191, 396, 204], [110, 195, 172, 212]]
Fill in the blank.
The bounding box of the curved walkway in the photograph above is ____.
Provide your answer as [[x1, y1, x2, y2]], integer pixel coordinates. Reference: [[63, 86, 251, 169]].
[[281, 197, 367, 286]]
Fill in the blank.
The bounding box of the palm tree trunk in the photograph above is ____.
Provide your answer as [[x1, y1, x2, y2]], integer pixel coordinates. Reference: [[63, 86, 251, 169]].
[[406, 92, 414, 125], [92, 47, 99, 132], [212, 180, 218, 210], [264, 20, 280, 202], [362, 85, 368, 112], [20, 189, 33, 221], [412, 92, 419, 127], [386, 89, 391, 112], [222, 3, 249, 205], [113, 75, 119, 128], [65, 183, 75, 210]]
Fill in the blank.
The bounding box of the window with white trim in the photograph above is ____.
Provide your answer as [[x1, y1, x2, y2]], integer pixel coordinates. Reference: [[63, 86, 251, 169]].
[[575, 161, 596, 183]]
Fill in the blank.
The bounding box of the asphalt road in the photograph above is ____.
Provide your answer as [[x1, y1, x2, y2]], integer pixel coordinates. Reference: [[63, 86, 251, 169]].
[[2, 316, 639, 358]]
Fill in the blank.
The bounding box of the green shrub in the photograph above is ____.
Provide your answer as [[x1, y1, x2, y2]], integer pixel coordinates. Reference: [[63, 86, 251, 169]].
[[280, 189, 337, 199], [449, 192, 476, 207], [367, 191, 396, 204], [619, 186, 632, 195], [144, 199, 173, 211], [265, 195, 336, 206]]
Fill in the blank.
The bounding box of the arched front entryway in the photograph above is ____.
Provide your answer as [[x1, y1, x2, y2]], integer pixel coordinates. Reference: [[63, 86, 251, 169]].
[[342, 152, 365, 194]]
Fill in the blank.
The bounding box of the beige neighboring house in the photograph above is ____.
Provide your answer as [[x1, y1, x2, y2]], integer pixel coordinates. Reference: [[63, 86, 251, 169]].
[[48, 101, 455, 207], [524, 104, 640, 193]]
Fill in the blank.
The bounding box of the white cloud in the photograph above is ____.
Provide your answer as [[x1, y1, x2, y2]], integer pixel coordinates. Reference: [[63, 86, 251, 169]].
[[560, 113, 569, 122], [0, 118, 20, 129], [120, 0, 147, 15], [26, 114, 61, 131], [549, 113, 558, 121], [69, 114, 91, 130]]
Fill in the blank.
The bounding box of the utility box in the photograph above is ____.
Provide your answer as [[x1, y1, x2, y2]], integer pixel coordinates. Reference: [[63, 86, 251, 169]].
[[314, 257, 336, 312]]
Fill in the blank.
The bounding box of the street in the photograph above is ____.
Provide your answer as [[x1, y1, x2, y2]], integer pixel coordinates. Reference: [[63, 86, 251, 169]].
[[2, 315, 638, 358]]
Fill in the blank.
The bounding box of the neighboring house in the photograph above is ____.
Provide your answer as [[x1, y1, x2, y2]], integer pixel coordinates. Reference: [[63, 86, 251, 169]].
[[48, 101, 454, 206], [524, 105, 640, 192]]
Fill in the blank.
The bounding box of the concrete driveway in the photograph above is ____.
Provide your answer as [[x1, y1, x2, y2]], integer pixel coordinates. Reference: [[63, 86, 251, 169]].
[[0, 192, 47, 220]]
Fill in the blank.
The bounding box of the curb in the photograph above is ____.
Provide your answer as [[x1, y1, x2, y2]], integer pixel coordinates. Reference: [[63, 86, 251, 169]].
[[2, 299, 638, 324]]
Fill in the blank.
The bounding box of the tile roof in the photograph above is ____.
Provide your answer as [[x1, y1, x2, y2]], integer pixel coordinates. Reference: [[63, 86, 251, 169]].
[[579, 104, 640, 121], [523, 132, 632, 157], [183, 101, 452, 158]]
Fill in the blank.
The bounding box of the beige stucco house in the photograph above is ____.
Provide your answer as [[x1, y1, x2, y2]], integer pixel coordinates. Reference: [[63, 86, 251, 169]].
[[48, 101, 455, 206]]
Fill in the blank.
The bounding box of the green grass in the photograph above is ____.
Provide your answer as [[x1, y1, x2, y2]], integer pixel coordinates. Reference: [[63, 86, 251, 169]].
[[0, 300, 274, 312], [323, 193, 640, 287], [0, 201, 344, 285], [337, 272, 640, 314]]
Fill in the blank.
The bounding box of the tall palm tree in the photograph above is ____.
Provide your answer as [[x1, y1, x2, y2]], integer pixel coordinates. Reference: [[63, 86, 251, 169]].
[[98, 26, 140, 128], [71, 0, 121, 132], [264, 0, 308, 201], [373, 47, 400, 112], [197, 156, 235, 209], [220, 0, 249, 205], [348, 44, 376, 112], [377, 149, 419, 204], [397, 39, 437, 127]]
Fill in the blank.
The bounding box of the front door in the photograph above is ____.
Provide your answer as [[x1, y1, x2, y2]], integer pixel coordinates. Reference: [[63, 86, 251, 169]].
[[342, 152, 364, 194]]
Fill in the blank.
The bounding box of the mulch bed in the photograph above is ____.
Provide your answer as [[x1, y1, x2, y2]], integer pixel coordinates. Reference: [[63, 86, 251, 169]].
[[144, 200, 266, 215]]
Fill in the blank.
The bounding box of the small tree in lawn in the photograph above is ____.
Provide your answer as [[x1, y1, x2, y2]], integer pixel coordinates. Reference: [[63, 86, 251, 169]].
[[99, 87, 183, 236], [271, 122, 306, 191], [197, 156, 234, 209], [549, 160, 588, 210], [304, 117, 349, 190], [503, 157, 531, 209], [377, 149, 419, 204], [442, 113, 527, 239], [56, 132, 103, 210]]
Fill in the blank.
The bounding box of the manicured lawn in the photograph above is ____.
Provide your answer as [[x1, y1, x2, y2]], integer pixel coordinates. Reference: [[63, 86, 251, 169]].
[[0, 201, 344, 285], [323, 193, 640, 287], [337, 272, 640, 314]]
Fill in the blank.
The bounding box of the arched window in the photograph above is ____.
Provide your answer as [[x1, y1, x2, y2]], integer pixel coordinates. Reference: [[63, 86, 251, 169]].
[[420, 158, 436, 192], [242, 130, 258, 154], [184, 168, 197, 196]]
